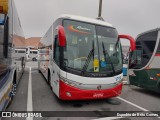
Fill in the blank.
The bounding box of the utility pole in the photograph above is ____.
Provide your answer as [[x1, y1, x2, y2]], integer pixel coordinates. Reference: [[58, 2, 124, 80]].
[[97, 0, 104, 21], [98, 0, 102, 18]]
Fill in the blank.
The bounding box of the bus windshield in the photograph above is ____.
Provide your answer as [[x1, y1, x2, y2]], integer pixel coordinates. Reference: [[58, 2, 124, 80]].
[[63, 20, 122, 75], [129, 30, 158, 69]]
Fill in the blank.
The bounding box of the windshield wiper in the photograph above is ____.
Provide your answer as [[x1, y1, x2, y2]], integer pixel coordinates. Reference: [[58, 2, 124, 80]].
[[115, 38, 119, 49], [102, 41, 116, 75], [81, 40, 94, 75], [114, 38, 120, 57]]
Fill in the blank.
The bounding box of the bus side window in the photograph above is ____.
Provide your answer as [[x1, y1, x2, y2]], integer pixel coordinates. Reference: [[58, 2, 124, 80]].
[[129, 49, 142, 68], [136, 49, 142, 64], [3, 16, 9, 58], [54, 35, 60, 65]]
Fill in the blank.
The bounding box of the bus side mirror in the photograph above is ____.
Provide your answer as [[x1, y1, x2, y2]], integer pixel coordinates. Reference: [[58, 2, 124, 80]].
[[118, 35, 136, 51], [57, 25, 66, 47]]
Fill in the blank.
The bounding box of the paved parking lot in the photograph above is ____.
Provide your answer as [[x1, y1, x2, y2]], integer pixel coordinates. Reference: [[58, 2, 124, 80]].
[[3, 62, 160, 120]]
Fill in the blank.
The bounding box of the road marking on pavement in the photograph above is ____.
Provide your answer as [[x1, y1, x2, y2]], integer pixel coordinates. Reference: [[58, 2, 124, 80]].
[[117, 97, 160, 119], [117, 97, 148, 111], [26, 67, 33, 120], [93, 117, 124, 120], [94, 97, 160, 120]]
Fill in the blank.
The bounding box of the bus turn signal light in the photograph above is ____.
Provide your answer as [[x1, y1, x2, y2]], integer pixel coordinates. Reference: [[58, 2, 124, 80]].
[[157, 74, 160, 77]]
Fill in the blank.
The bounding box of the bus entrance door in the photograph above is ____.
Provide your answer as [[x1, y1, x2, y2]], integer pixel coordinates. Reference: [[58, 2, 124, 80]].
[[129, 45, 143, 86]]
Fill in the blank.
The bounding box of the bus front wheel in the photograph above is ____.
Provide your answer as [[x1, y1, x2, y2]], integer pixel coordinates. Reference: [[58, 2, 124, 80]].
[[48, 70, 52, 90]]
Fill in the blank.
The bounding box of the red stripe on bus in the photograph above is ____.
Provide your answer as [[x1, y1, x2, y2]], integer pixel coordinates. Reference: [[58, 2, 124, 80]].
[[59, 80, 122, 100], [155, 54, 160, 56]]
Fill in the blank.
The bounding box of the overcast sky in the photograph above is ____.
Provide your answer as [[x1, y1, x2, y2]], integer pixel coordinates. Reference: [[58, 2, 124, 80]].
[[15, 0, 160, 45]]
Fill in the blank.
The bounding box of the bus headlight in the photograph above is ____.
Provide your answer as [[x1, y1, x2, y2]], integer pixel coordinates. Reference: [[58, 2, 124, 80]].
[[157, 74, 160, 77]]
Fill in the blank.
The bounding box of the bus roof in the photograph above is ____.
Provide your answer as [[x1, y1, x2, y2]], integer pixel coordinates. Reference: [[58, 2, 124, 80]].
[[58, 14, 114, 28], [136, 28, 160, 39]]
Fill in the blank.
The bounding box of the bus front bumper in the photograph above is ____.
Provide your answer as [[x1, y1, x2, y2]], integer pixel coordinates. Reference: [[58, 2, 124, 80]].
[[59, 80, 123, 100]]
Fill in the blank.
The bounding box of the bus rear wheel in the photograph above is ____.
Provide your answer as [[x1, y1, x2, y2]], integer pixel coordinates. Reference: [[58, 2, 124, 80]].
[[32, 57, 37, 61], [48, 71, 52, 90]]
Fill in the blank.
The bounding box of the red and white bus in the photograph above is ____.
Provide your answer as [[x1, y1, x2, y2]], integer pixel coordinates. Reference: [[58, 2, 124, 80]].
[[38, 14, 135, 100]]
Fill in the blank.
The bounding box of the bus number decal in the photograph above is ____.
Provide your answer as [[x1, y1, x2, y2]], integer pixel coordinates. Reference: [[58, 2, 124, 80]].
[[93, 93, 104, 98]]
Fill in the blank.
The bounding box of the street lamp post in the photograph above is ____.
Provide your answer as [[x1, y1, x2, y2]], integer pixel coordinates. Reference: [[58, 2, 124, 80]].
[[97, 0, 104, 21], [98, 0, 102, 18]]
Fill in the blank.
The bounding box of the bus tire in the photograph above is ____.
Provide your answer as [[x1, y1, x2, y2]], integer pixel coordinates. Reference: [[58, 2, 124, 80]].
[[47, 70, 50, 84], [32, 57, 37, 61], [12, 72, 17, 97], [48, 70, 52, 90]]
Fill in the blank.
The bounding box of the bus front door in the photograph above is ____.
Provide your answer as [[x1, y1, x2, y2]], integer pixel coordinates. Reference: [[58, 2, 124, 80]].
[[129, 47, 143, 86]]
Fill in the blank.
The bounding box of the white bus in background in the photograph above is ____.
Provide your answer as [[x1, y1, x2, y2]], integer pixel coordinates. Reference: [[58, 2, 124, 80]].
[[14, 48, 26, 58], [26, 47, 38, 61], [38, 14, 136, 100], [29, 49, 38, 61]]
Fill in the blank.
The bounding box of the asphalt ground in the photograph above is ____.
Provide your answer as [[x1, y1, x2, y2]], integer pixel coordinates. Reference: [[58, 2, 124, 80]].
[[2, 62, 160, 120]]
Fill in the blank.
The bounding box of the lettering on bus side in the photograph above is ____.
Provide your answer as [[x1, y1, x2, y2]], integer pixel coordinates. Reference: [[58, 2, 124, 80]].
[[115, 76, 122, 81]]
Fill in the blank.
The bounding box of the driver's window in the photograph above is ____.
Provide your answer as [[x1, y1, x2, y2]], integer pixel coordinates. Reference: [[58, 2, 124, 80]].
[[54, 35, 60, 65], [129, 49, 142, 68], [136, 49, 142, 64]]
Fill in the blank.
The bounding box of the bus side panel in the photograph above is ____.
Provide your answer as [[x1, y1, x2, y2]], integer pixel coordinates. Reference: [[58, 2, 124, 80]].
[[142, 69, 160, 93], [129, 70, 148, 87], [11, 0, 25, 83], [149, 56, 160, 68], [38, 25, 53, 81], [0, 69, 15, 111], [39, 48, 49, 80], [51, 62, 60, 97], [129, 68, 160, 93], [129, 69, 154, 88], [0, 0, 25, 111]]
